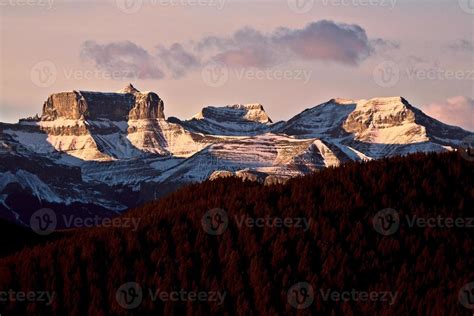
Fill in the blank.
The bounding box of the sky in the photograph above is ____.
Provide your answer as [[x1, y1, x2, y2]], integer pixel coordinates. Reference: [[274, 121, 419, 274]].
[[0, 0, 473, 130]]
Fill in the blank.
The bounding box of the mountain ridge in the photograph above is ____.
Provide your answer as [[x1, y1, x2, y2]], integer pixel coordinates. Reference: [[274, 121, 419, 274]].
[[0, 84, 472, 226]]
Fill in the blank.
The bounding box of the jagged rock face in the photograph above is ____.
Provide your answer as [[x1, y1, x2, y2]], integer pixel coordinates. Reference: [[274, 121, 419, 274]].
[[80, 92, 135, 121], [129, 92, 164, 120], [38, 123, 90, 137], [343, 97, 417, 134], [41, 87, 164, 121], [118, 83, 140, 94], [42, 91, 87, 120], [342, 97, 430, 144], [195, 104, 272, 124]]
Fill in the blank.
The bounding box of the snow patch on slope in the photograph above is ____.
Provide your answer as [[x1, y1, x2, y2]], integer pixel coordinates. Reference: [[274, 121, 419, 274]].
[[0, 170, 62, 203]]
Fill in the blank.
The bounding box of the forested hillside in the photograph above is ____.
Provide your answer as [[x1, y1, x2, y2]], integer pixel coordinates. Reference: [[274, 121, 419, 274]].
[[0, 152, 472, 315]]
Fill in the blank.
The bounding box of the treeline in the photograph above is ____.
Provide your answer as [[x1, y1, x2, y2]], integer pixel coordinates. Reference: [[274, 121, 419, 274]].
[[0, 152, 472, 315]]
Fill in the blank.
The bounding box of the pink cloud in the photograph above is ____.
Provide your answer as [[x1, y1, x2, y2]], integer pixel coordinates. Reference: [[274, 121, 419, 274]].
[[423, 96, 474, 131], [198, 20, 387, 68], [80, 41, 165, 80]]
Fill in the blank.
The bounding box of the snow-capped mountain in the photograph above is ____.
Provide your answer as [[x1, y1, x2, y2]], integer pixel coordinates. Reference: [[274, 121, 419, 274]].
[[168, 103, 282, 136], [275, 97, 469, 159], [0, 84, 471, 226]]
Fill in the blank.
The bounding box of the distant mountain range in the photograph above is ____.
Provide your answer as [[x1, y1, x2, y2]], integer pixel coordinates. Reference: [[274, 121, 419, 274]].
[[0, 84, 472, 226]]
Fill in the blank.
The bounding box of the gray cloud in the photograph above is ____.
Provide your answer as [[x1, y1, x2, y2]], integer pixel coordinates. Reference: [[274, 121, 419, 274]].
[[448, 39, 474, 53], [370, 38, 400, 54], [196, 27, 280, 68], [80, 20, 390, 79], [80, 40, 165, 79], [156, 43, 200, 79], [197, 20, 385, 68], [274, 21, 372, 65]]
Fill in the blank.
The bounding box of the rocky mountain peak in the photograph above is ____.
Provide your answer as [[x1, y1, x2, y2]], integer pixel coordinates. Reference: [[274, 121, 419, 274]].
[[341, 97, 427, 144], [227, 103, 264, 110], [118, 83, 140, 94], [193, 103, 272, 124], [349, 97, 414, 123], [329, 98, 356, 105], [40, 86, 165, 121]]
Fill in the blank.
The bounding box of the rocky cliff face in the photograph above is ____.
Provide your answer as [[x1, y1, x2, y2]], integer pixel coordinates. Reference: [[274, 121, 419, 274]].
[[194, 103, 272, 124], [339, 97, 469, 146], [42, 91, 87, 120], [343, 97, 416, 133], [15, 84, 170, 161], [341, 97, 429, 144], [41, 84, 164, 121], [129, 91, 164, 120]]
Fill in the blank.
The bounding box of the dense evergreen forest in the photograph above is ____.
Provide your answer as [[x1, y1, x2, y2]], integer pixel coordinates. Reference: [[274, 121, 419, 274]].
[[0, 152, 472, 315]]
